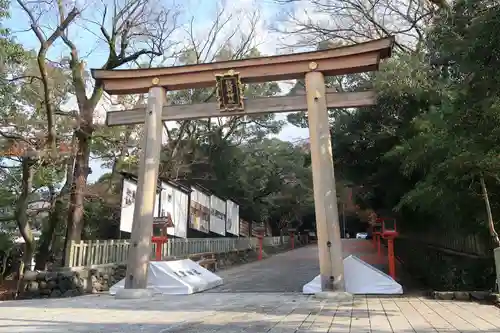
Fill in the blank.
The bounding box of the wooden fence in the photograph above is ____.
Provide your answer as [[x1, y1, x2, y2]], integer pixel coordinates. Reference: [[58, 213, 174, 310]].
[[66, 236, 288, 268], [393, 233, 495, 290], [398, 232, 492, 257]]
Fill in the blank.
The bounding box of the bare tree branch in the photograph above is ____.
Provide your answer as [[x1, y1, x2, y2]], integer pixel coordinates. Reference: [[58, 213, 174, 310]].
[[17, 0, 80, 154], [273, 0, 436, 53]]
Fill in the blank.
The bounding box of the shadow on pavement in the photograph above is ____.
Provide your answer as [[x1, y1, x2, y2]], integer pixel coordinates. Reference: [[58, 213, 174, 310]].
[[0, 302, 395, 333]]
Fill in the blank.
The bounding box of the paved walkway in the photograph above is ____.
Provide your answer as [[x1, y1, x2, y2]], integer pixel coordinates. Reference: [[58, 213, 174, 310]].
[[2, 292, 500, 332], [211, 240, 393, 293], [209, 243, 319, 292], [1, 243, 499, 332]]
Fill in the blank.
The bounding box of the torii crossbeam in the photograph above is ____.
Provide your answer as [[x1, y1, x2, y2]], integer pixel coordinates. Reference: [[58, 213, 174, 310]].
[[91, 36, 394, 298]]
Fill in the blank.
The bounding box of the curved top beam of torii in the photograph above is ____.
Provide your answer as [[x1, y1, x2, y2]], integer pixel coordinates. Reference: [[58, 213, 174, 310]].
[[91, 36, 394, 95]]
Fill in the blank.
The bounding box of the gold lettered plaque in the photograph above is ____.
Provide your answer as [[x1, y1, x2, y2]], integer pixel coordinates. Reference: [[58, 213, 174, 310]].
[[215, 70, 244, 112]]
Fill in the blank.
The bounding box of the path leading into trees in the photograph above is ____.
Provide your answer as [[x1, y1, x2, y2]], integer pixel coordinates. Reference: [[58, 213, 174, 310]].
[[2, 240, 500, 332], [209, 243, 320, 293], [210, 239, 395, 293]]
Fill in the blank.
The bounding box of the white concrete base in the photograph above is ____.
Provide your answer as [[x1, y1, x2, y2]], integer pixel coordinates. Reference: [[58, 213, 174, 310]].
[[109, 260, 223, 296], [303, 255, 403, 295], [314, 291, 353, 302], [493, 247, 500, 292], [114, 288, 154, 299]]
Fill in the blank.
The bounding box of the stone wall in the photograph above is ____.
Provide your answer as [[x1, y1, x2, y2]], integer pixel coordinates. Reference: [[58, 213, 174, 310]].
[[89, 264, 127, 293], [216, 248, 257, 269], [21, 271, 85, 299]]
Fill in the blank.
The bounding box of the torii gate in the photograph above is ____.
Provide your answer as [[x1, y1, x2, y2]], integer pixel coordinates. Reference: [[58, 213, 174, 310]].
[[91, 37, 394, 298]]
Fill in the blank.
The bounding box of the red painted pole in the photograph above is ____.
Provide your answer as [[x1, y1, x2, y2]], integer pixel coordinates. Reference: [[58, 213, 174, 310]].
[[377, 235, 382, 257], [372, 233, 377, 248], [290, 232, 295, 249], [258, 236, 263, 261], [155, 241, 162, 261], [387, 238, 396, 280], [152, 236, 167, 261]]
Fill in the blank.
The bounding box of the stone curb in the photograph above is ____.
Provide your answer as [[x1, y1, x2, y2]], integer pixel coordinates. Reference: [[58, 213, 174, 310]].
[[429, 290, 496, 303]]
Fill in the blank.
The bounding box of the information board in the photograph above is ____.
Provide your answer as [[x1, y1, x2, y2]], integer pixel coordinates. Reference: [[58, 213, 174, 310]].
[[120, 178, 160, 233], [226, 199, 239, 236], [210, 195, 226, 236], [189, 187, 210, 233]]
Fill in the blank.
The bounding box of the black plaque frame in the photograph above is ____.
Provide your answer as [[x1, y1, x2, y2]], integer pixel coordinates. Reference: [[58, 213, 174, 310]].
[[215, 70, 244, 112]]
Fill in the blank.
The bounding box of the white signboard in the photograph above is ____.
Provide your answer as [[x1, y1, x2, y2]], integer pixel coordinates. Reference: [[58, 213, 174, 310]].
[[160, 182, 189, 238], [189, 187, 210, 234], [225, 199, 239, 236], [154, 192, 160, 218], [210, 195, 226, 236], [120, 178, 160, 233], [109, 259, 223, 295]]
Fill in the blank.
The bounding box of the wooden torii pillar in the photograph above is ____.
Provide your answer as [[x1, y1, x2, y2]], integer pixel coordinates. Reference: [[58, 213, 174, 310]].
[[91, 37, 394, 298]]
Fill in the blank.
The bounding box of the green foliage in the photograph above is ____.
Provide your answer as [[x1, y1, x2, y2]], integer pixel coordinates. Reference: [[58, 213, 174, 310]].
[[82, 199, 120, 240], [395, 237, 496, 290], [0, 1, 27, 118], [311, 2, 500, 288], [328, 0, 500, 244], [232, 139, 314, 227], [0, 0, 25, 259], [0, 224, 15, 254]]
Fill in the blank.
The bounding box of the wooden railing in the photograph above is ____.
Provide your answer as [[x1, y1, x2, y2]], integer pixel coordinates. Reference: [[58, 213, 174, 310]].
[[66, 236, 289, 268]]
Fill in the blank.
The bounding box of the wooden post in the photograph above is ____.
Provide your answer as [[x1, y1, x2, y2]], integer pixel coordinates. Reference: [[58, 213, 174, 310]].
[[387, 238, 396, 279], [151, 237, 167, 261], [117, 84, 165, 298], [305, 68, 345, 292], [377, 235, 382, 257]]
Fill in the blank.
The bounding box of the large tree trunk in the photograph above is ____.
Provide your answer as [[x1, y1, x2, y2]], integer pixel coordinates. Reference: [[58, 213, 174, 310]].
[[62, 127, 92, 266], [479, 175, 500, 247], [35, 197, 65, 270], [36, 136, 76, 270], [14, 158, 35, 297], [17, 159, 35, 270]]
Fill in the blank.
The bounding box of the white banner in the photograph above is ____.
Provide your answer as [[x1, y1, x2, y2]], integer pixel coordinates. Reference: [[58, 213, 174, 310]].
[[120, 179, 136, 233], [189, 187, 210, 234], [210, 195, 226, 236], [225, 200, 239, 236], [120, 178, 160, 233], [160, 182, 188, 238]]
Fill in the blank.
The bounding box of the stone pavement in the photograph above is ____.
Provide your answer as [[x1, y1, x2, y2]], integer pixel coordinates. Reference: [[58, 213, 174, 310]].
[[2, 292, 500, 332], [1, 244, 500, 332], [209, 243, 320, 292], [210, 240, 394, 293]]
